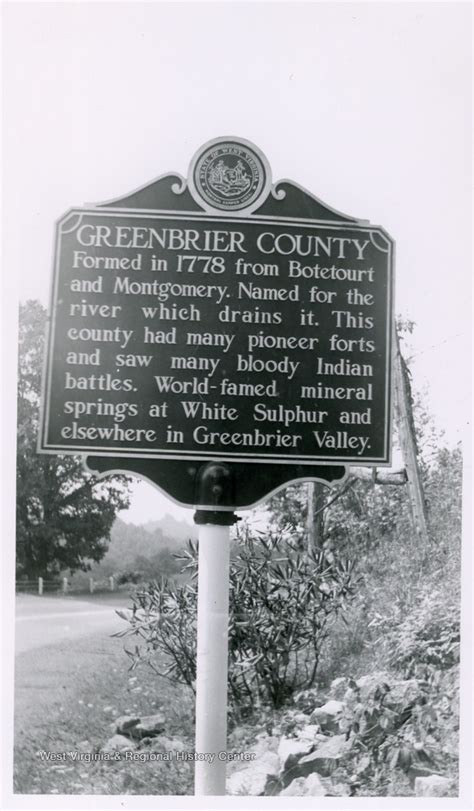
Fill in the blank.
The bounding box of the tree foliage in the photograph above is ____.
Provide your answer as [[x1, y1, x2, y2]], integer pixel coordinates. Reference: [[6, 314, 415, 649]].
[[16, 300, 132, 579]]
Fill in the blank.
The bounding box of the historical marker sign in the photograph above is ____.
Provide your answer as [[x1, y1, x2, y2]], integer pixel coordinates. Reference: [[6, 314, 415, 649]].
[[40, 138, 394, 467]]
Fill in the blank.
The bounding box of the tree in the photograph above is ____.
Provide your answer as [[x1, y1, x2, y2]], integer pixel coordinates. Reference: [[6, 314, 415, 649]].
[[16, 300, 132, 579], [267, 322, 433, 559]]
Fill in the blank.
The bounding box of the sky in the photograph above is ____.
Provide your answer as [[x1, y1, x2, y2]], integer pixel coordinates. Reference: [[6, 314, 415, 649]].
[[3, 1, 471, 525]]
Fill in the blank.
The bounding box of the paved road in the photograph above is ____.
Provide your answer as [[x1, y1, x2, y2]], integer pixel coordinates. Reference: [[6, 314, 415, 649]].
[[15, 594, 129, 654]]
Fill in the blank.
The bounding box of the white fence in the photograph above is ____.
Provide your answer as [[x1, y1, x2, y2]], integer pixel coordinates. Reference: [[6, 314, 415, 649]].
[[15, 576, 117, 595]]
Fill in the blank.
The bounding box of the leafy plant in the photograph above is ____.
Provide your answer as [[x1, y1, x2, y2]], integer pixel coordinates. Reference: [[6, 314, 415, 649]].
[[340, 673, 449, 794], [117, 529, 358, 715], [388, 589, 460, 671]]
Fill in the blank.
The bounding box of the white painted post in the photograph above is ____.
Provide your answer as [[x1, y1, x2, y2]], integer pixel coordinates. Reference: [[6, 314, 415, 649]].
[[109, 576, 115, 591], [62, 577, 68, 594], [194, 523, 231, 796], [89, 577, 94, 593], [38, 577, 43, 595]]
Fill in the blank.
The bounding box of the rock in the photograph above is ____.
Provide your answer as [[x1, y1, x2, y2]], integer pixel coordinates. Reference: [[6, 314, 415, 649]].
[[113, 715, 140, 735], [319, 777, 350, 797], [296, 725, 322, 742], [279, 709, 307, 735], [320, 699, 345, 715], [146, 735, 186, 752], [228, 725, 253, 747], [113, 712, 166, 740], [408, 765, 437, 781], [329, 677, 348, 699], [130, 712, 166, 739], [309, 709, 328, 727], [228, 749, 280, 779], [227, 754, 279, 796], [137, 736, 153, 746], [414, 775, 452, 797], [258, 751, 280, 772], [226, 737, 279, 779], [278, 736, 313, 772], [294, 712, 311, 725], [297, 734, 352, 778], [310, 700, 344, 732], [250, 733, 280, 758], [356, 671, 392, 701], [280, 773, 327, 796], [343, 684, 360, 708], [101, 734, 136, 753]]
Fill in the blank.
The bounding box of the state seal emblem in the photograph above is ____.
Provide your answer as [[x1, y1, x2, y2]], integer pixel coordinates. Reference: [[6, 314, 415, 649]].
[[188, 137, 271, 214]]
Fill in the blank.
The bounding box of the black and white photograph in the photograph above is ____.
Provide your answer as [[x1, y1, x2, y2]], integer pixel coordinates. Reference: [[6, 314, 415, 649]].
[[1, 2, 472, 809]]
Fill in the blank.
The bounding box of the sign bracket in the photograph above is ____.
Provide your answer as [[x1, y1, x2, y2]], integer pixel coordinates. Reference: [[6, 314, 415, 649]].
[[85, 455, 348, 511]]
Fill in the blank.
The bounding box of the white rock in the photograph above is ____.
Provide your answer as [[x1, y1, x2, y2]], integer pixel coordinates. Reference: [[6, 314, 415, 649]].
[[330, 677, 348, 699], [280, 773, 327, 796], [147, 735, 186, 752], [298, 733, 351, 777], [258, 751, 280, 770], [415, 775, 452, 797], [310, 700, 344, 731], [226, 754, 279, 796], [296, 725, 321, 742], [250, 733, 279, 758], [343, 686, 359, 706], [101, 734, 136, 753], [278, 736, 313, 771], [319, 699, 345, 715], [294, 713, 310, 724], [113, 715, 140, 735], [132, 712, 166, 738], [226, 768, 268, 796]]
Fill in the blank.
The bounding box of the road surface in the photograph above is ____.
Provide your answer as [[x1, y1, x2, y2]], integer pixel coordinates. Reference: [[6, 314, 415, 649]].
[[15, 594, 129, 654]]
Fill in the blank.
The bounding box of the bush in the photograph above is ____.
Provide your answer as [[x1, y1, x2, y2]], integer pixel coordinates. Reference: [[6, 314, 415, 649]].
[[118, 530, 358, 716], [338, 667, 458, 795], [117, 570, 145, 585], [387, 588, 460, 672]]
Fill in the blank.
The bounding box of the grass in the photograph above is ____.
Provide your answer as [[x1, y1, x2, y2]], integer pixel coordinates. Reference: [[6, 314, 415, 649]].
[[14, 628, 195, 795]]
